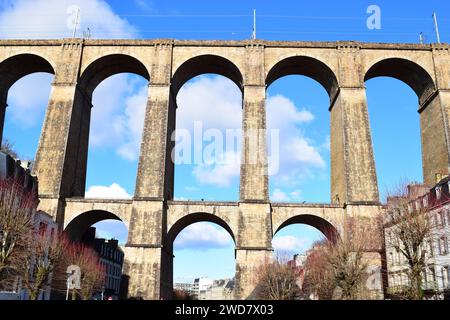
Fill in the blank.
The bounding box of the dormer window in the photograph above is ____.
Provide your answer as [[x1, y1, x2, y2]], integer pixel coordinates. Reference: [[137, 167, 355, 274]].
[[436, 186, 442, 200]]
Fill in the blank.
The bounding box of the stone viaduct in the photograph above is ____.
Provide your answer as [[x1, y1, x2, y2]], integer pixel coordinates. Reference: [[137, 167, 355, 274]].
[[0, 38, 449, 299]]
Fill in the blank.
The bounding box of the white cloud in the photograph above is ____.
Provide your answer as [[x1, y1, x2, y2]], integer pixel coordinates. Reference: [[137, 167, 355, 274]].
[[185, 186, 200, 192], [89, 75, 147, 161], [322, 135, 331, 151], [176, 76, 243, 188], [6, 73, 53, 128], [85, 183, 132, 199], [286, 137, 326, 168], [176, 76, 242, 133], [134, 0, 154, 12], [116, 85, 148, 161], [0, 0, 138, 39], [271, 189, 290, 202], [192, 151, 240, 187], [266, 95, 314, 132], [272, 235, 310, 252], [290, 190, 302, 199], [266, 93, 327, 190], [174, 222, 233, 250], [1, 0, 146, 162], [89, 75, 130, 147], [174, 76, 327, 190], [271, 188, 302, 202]]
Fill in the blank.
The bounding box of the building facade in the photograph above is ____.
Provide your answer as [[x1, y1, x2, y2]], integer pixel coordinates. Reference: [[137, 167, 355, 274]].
[[83, 227, 124, 300], [174, 282, 195, 296], [15, 211, 59, 300], [385, 179, 450, 299], [288, 253, 307, 294], [192, 277, 213, 300], [0, 151, 58, 300], [200, 279, 235, 300]]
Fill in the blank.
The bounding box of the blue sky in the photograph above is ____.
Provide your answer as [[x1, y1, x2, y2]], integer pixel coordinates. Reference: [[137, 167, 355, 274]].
[[0, 0, 448, 283]]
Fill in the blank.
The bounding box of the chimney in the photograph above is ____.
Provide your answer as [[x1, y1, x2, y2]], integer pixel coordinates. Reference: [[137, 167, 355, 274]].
[[435, 173, 442, 184]]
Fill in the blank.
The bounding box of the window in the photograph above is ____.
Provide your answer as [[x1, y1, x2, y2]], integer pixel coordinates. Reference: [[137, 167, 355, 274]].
[[437, 212, 442, 226], [433, 214, 438, 227], [49, 227, 55, 241], [401, 273, 407, 286], [439, 211, 446, 227], [442, 267, 448, 289], [428, 240, 434, 257], [389, 275, 394, 287], [436, 186, 442, 200], [447, 267, 450, 289], [439, 236, 448, 255], [392, 274, 397, 286], [38, 222, 47, 236], [416, 200, 421, 211], [430, 267, 436, 284], [423, 196, 428, 208]]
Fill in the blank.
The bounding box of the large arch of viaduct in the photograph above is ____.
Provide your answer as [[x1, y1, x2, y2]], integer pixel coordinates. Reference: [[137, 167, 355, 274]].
[[0, 39, 449, 299]]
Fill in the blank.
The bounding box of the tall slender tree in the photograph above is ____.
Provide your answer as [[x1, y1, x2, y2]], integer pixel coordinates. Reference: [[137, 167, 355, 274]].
[[0, 178, 37, 289], [65, 243, 105, 300], [383, 182, 434, 300], [22, 232, 68, 300]]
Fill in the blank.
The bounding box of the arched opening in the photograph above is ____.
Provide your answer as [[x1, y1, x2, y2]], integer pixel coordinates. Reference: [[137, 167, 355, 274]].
[[166, 213, 236, 300], [76, 54, 150, 198], [0, 54, 55, 162], [266, 56, 339, 103], [271, 214, 338, 299], [364, 58, 435, 104], [65, 210, 127, 242], [172, 55, 243, 201], [266, 56, 338, 203], [274, 214, 339, 245], [64, 210, 128, 300], [364, 58, 438, 199], [171, 55, 243, 98]]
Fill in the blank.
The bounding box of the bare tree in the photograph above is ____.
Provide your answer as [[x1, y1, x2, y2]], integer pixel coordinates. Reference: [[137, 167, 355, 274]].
[[382, 182, 434, 300], [65, 243, 105, 300], [328, 238, 365, 298], [253, 253, 301, 300], [303, 239, 335, 300], [173, 289, 195, 300], [0, 178, 37, 289], [21, 232, 68, 300], [303, 217, 381, 300], [1, 139, 19, 159]]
